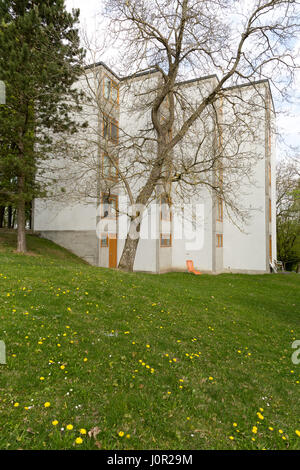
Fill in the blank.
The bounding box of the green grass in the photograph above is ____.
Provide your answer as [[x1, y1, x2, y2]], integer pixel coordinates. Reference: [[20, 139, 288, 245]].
[[0, 230, 300, 450]]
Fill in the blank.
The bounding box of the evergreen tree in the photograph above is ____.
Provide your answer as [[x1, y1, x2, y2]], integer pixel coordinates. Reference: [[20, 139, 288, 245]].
[[0, 0, 86, 251]]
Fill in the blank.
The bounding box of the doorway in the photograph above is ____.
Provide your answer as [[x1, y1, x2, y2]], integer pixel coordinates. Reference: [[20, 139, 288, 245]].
[[109, 235, 117, 268]]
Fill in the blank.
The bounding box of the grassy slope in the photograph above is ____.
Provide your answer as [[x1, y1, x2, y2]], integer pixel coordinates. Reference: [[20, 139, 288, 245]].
[[0, 231, 300, 450]]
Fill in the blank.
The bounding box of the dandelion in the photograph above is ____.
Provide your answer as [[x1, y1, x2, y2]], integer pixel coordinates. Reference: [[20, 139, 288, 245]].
[[14, 403, 19, 408], [80, 429, 87, 435], [66, 424, 73, 430], [229, 436, 234, 440], [252, 426, 258, 434], [257, 412, 264, 420], [118, 431, 125, 437], [75, 437, 83, 445], [52, 420, 59, 426], [295, 430, 300, 437], [44, 402, 51, 408]]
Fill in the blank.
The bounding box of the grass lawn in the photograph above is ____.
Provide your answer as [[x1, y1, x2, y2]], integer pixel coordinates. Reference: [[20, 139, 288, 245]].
[[0, 230, 300, 450]]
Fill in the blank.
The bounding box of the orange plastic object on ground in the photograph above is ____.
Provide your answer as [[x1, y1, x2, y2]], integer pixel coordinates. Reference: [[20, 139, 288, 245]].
[[186, 260, 202, 275]]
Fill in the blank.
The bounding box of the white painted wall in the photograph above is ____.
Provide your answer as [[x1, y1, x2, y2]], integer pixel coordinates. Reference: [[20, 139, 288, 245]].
[[34, 199, 96, 231]]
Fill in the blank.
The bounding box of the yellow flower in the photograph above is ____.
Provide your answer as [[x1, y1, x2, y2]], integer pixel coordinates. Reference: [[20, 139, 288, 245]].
[[66, 424, 73, 430], [126, 434, 130, 439], [52, 420, 59, 426], [44, 402, 51, 408], [257, 412, 264, 420], [83, 358, 88, 362], [229, 436, 234, 440], [252, 426, 258, 434], [269, 427, 274, 431], [233, 423, 238, 427], [75, 437, 83, 444], [40, 377, 45, 381], [118, 431, 124, 437], [279, 429, 283, 434], [295, 430, 300, 437], [80, 429, 87, 435], [14, 403, 19, 407], [209, 376, 213, 381], [60, 365, 65, 370]]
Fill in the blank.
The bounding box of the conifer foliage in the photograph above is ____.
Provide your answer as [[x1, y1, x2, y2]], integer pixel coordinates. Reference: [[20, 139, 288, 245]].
[[0, 0, 86, 251]]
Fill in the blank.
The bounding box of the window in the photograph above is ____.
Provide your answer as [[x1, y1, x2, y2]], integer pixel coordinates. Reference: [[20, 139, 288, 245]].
[[103, 76, 119, 103], [103, 115, 119, 143], [217, 197, 223, 222], [101, 194, 118, 218], [160, 195, 172, 221], [216, 163, 223, 187], [160, 234, 172, 247], [102, 153, 118, 180], [101, 234, 108, 247], [216, 234, 223, 248]]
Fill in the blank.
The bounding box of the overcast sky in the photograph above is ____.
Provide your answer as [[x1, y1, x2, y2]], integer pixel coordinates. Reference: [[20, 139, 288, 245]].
[[65, 0, 300, 160]]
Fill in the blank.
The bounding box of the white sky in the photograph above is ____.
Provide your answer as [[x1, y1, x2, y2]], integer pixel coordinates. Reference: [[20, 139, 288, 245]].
[[65, 0, 300, 160]]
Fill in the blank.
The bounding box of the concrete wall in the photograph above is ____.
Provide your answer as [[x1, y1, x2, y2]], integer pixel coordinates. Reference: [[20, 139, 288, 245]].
[[38, 230, 98, 265], [33, 65, 276, 275]]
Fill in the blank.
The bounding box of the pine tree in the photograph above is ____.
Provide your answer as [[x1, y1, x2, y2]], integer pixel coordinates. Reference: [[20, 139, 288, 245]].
[[0, 0, 86, 251]]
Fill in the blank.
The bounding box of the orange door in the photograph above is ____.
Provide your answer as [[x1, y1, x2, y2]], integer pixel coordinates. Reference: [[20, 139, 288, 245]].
[[109, 236, 117, 268]]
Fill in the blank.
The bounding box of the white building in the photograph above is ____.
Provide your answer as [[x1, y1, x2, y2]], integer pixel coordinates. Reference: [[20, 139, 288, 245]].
[[33, 62, 276, 274]]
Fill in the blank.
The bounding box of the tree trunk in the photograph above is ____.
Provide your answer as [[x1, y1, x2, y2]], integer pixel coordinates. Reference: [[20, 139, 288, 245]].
[[17, 176, 27, 253], [7, 206, 12, 228], [0, 206, 5, 228], [118, 142, 169, 271], [118, 226, 141, 272]]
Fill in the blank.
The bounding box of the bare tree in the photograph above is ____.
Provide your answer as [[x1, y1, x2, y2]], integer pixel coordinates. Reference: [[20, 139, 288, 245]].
[[59, 0, 300, 272], [276, 158, 300, 270]]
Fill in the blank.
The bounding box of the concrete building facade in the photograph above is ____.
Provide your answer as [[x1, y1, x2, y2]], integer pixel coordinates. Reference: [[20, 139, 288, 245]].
[[33, 62, 277, 274]]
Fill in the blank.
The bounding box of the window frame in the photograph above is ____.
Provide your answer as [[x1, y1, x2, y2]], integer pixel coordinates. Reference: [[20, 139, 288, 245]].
[[103, 75, 119, 105], [216, 233, 223, 248], [102, 114, 119, 143], [101, 193, 119, 219], [160, 195, 172, 222], [101, 233, 109, 248], [102, 153, 118, 181], [216, 196, 223, 222], [160, 233, 172, 248]]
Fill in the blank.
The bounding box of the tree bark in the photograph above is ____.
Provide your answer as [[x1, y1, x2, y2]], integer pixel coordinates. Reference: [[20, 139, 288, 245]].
[[118, 221, 141, 272], [118, 148, 165, 271], [17, 175, 27, 253], [7, 206, 12, 228], [0, 206, 5, 228]]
